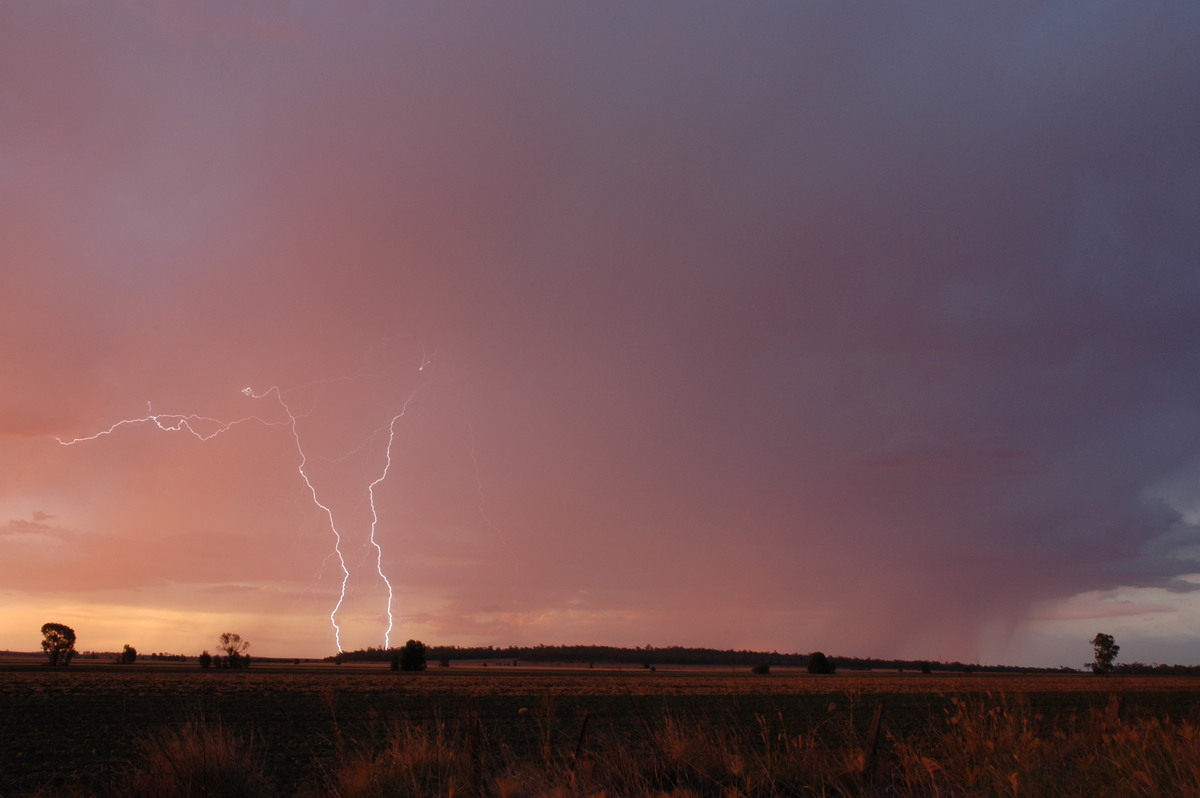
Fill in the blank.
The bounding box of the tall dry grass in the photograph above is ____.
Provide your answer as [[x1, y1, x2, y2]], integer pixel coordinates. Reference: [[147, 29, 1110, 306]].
[[119, 695, 1200, 797], [888, 695, 1200, 797], [321, 723, 462, 797], [122, 716, 273, 797]]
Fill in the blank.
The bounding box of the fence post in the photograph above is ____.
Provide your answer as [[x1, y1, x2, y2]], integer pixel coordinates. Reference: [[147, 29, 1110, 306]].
[[1105, 694, 1122, 731], [863, 701, 884, 780], [569, 711, 591, 782], [466, 708, 488, 797]]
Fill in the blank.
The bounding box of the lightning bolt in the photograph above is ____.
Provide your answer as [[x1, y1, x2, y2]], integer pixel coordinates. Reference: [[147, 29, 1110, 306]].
[[55, 403, 284, 445], [360, 385, 425, 648], [239, 385, 355, 651], [414, 335, 438, 374], [58, 373, 428, 652]]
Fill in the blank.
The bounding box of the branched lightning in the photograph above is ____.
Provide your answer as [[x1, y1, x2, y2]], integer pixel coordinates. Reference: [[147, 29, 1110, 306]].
[[56, 403, 284, 445], [240, 386, 354, 651], [57, 375, 429, 653]]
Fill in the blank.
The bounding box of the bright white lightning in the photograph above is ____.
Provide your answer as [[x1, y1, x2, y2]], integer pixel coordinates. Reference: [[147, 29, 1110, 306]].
[[365, 385, 425, 649], [243, 384, 423, 652], [417, 340, 438, 373], [56, 403, 284, 445], [241, 386, 353, 651], [58, 380, 426, 653]]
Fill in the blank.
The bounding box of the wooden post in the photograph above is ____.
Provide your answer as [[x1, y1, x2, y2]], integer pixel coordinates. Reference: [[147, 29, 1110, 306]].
[[466, 709, 487, 798], [863, 701, 884, 779], [1105, 693, 1122, 730], [569, 711, 591, 781]]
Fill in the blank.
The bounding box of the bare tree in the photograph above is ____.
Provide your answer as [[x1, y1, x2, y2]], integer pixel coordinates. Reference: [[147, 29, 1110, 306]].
[[217, 632, 250, 668]]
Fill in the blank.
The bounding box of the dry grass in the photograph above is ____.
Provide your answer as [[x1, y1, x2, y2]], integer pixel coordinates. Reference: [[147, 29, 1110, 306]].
[[887, 695, 1200, 797], [122, 716, 274, 797], [321, 723, 463, 797], [8, 668, 1200, 796], [112, 694, 1185, 797]]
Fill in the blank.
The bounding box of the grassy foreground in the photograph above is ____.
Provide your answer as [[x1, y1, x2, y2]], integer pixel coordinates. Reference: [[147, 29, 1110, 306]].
[[4, 663, 1200, 796]]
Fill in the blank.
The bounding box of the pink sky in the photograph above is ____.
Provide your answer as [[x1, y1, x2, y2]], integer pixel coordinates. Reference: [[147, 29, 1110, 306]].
[[4, 2, 1200, 666]]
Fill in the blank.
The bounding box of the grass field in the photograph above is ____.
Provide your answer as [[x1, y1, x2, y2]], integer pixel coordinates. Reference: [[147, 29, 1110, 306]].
[[4, 661, 1200, 796]]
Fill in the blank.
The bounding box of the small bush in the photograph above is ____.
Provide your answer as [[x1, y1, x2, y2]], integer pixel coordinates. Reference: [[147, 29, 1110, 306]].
[[399, 640, 427, 672]]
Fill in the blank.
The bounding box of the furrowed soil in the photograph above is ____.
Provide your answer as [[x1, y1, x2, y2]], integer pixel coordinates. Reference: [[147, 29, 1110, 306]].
[[3, 662, 1200, 795]]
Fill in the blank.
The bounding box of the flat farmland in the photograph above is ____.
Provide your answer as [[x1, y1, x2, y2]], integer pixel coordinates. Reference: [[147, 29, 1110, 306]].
[[4, 662, 1200, 796]]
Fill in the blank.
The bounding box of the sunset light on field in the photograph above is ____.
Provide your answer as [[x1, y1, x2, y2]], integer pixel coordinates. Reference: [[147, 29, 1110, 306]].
[[4, 2, 1200, 668]]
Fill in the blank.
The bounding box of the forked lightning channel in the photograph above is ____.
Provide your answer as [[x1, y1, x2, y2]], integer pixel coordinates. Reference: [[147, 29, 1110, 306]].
[[57, 382, 424, 652]]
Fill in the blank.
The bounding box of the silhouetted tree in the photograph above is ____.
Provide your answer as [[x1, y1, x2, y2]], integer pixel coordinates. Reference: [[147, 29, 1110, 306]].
[[1091, 633, 1119, 674], [40, 622, 77, 666], [807, 651, 835, 674], [198, 650, 212, 668], [218, 632, 250, 668], [121, 644, 138, 664], [399, 639, 427, 671], [390, 651, 401, 671]]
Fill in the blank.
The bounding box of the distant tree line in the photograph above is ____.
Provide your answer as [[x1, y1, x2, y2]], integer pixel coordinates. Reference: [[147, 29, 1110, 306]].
[[1110, 663, 1200, 676], [325, 643, 1065, 674]]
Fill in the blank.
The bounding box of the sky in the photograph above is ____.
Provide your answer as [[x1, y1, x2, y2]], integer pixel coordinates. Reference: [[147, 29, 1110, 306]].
[[3, 2, 1200, 667]]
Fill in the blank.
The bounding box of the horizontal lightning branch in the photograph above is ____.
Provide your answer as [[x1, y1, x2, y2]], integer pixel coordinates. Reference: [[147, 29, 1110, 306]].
[[56, 404, 287, 445]]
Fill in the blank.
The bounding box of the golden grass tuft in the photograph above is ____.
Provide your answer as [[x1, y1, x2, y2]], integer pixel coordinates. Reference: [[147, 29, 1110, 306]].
[[123, 716, 273, 798], [327, 723, 462, 798]]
